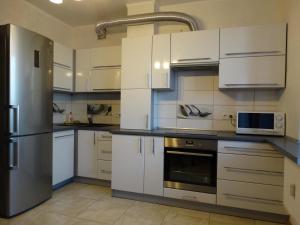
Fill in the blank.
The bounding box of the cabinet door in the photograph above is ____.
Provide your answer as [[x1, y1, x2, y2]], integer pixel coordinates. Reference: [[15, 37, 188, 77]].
[[171, 29, 219, 65], [53, 131, 74, 186], [90, 67, 121, 91], [76, 49, 91, 92], [152, 34, 171, 89], [219, 56, 286, 88], [53, 65, 73, 92], [121, 89, 152, 130], [220, 24, 286, 58], [54, 42, 73, 68], [144, 137, 164, 196], [112, 135, 144, 193], [121, 36, 152, 89], [91, 46, 121, 67], [77, 130, 97, 178]]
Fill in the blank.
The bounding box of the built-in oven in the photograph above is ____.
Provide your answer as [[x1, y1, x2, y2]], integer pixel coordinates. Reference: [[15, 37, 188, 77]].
[[164, 137, 217, 194]]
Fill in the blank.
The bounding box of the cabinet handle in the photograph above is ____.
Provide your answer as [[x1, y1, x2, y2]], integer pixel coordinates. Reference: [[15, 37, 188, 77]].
[[225, 51, 282, 56], [101, 135, 112, 139], [94, 132, 96, 146], [166, 151, 213, 157], [223, 146, 278, 155], [177, 58, 211, 61], [182, 195, 197, 201], [224, 167, 283, 176], [54, 62, 72, 70], [101, 150, 112, 154], [100, 169, 111, 174], [54, 134, 74, 139], [9, 139, 19, 170], [223, 193, 282, 205], [145, 114, 149, 129], [152, 138, 155, 155], [53, 87, 72, 91], [224, 83, 280, 87], [9, 105, 19, 135], [290, 184, 296, 198], [92, 65, 121, 69], [139, 137, 142, 155]]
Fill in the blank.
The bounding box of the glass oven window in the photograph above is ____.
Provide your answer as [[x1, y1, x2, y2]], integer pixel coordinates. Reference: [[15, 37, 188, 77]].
[[164, 148, 217, 187]]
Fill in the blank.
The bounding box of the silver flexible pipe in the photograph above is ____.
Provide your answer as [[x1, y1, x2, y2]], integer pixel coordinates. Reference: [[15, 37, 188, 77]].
[[95, 12, 199, 39]]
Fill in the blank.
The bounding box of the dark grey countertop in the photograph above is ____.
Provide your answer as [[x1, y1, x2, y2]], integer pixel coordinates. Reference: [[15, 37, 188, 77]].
[[111, 128, 300, 165], [53, 124, 120, 132]]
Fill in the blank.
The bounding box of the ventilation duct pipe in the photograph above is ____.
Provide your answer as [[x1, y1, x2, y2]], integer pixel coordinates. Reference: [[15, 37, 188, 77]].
[[95, 12, 199, 39]]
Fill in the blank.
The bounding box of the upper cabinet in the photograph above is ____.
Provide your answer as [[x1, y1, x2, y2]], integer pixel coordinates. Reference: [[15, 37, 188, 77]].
[[220, 24, 286, 58], [75, 46, 121, 92], [219, 24, 287, 89], [171, 29, 220, 66], [152, 34, 172, 89], [53, 42, 73, 92], [121, 36, 152, 89]]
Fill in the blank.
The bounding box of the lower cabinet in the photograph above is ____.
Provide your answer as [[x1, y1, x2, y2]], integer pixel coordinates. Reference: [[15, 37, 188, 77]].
[[53, 130, 75, 186], [112, 134, 164, 196], [217, 141, 286, 214], [77, 130, 112, 180]]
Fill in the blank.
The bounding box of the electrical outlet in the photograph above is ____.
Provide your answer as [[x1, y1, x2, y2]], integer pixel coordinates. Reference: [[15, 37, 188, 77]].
[[222, 113, 235, 120]]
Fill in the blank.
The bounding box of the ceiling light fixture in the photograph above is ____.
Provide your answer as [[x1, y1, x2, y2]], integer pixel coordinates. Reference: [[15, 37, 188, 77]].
[[49, 0, 63, 4]]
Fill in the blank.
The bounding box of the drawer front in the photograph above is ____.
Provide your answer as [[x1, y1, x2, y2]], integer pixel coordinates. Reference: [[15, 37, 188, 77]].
[[97, 132, 112, 140], [218, 153, 284, 185], [217, 180, 285, 214], [53, 130, 74, 138], [164, 188, 216, 205], [97, 140, 112, 160], [97, 160, 112, 180], [218, 141, 282, 157]]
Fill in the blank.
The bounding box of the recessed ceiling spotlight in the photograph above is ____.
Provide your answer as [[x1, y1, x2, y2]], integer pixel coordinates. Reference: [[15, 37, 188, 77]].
[[49, 0, 63, 4]]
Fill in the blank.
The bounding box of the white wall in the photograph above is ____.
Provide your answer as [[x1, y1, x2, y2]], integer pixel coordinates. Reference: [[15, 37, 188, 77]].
[[279, 0, 300, 140], [0, 0, 73, 46]]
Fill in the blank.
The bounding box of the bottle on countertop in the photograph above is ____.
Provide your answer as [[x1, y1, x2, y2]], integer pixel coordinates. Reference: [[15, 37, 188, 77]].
[[65, 112, 73, 124]]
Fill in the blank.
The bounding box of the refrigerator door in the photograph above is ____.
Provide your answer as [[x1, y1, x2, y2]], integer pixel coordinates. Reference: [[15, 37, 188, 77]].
[[0, 133, 52, 217], [9, 25, 53, 136]]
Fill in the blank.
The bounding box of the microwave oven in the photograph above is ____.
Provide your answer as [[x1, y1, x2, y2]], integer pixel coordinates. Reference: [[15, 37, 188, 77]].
[[236, 112, 285, 136]]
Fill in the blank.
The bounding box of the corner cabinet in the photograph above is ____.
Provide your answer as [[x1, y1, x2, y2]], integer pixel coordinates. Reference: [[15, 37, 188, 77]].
[[112, 135, 164, 196], [121, 36, 152, 89], [53, 130, 75, 186], [171, 29, 220, 66], [219, 24, 287, 89], [53, 42, 73, 92]]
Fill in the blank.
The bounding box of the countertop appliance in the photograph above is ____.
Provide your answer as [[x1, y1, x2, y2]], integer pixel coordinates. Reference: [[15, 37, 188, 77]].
[[164, 137, 217, 194], [236, 111, 285, 136], [0, 24, 53, 218]]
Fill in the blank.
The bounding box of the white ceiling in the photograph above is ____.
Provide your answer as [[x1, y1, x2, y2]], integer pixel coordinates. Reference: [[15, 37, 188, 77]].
[[25, 0, 201, 27]]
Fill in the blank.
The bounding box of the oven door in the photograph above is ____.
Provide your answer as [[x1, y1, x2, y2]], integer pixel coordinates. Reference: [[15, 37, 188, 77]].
[[164, 148, 217, 194]]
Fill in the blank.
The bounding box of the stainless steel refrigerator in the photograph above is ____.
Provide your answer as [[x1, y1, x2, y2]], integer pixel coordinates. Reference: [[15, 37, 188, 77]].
[[0, 24, 53, 218]]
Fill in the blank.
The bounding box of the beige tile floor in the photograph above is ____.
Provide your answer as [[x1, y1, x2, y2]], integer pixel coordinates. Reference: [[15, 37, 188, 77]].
[[0, 182, 287, 225]]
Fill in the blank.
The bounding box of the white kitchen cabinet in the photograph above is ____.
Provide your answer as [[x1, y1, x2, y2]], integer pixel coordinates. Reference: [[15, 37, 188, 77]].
[[75, 49, 91, 92], [220, 24, 286, 58], [91, 46, 121, 67], [283, 158, 300, 225], [152, 34, 172, 89], [54, 42, 73, 68], [121, 36, 152, 89], [112, 135, 145, 193], [53, 65, 73, 92], [171, 29, 219, 65], [121, 89, 152, 130], [219, 55, 286, 89], [96, 132, 112, 181], [144, 137, 164, 196], [53, 131, 74, 186], [77, 130, 97, 179], [90, 67, 121, 91]]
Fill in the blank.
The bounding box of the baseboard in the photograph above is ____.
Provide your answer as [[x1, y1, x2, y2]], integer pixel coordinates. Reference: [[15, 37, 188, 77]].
[[74, 176, 111, 187], [52, 178, 74, 190], [112, 189, 289, 224]]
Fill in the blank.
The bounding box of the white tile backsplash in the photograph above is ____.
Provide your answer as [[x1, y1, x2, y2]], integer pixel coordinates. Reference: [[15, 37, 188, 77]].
[[155, 71, 282, 131]]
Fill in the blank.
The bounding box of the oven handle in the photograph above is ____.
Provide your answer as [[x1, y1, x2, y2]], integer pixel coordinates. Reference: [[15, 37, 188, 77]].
[[166, 150, 214, 157]]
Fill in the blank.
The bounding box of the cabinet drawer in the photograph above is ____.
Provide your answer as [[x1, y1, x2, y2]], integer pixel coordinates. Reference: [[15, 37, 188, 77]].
[[98, 160, 112, 180], [164, 188, 216, 204], [97, 140, 112, 160], [217, 180, 285, 214], [218, 141, 281, 157], [218, 153, 284, 185], [97, 132, 112, 140], [219, 55, 286, 89]]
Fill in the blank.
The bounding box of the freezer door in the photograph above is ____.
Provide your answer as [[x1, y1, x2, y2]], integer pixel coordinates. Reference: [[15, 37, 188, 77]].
[[4, 133, 52, 217], [9, 25, 53, 136]]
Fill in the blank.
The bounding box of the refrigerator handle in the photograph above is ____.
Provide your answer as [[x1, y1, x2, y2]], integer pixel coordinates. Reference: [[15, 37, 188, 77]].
[[9, 105, 19, 135], [9, 139, 19, 170]]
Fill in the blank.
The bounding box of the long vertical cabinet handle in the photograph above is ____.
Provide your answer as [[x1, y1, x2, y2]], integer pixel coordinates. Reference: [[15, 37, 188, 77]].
[[145, 114, 149, 130], [9, 139, 19, 170], [9, 105, 19, 135], [152, 138, 155, 155], [139, 137, 142, 155], [94, 132, 96, 146]]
